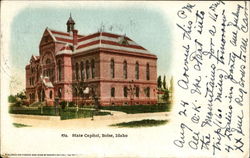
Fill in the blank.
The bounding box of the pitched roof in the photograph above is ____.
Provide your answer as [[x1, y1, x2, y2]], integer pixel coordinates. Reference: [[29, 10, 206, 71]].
[[67, 15, 75, 25], [34, 56, 40, 60], [45, 28, 155, 57], [30, 55, 40, 63], [47, 28, 84, 44], [42, 76, 53, 88], [56, 43, 73, 55], [76, 32, 154, 55]]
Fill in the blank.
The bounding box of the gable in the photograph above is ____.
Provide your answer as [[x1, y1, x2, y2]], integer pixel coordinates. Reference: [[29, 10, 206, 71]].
[[39, 29, 55, 46]]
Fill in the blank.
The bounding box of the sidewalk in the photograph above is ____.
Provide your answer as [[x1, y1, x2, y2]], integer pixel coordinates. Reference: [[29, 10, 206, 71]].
[[11, 110, 170, 129]]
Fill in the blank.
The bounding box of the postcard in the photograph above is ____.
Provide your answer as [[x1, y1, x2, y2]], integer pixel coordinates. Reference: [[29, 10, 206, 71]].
[[0, 1, 249, 157]]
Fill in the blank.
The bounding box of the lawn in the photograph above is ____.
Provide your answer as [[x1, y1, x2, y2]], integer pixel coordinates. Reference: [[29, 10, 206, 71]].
[[100, 103, 171, 114], [13, 123, 31, 128], [9, 106, 111, 120], [110, 119, 168, 128], [60, 109, 111, 120]]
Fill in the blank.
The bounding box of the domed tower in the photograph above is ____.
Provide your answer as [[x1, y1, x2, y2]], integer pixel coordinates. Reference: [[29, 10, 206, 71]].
[[66, 13, 75, 32]]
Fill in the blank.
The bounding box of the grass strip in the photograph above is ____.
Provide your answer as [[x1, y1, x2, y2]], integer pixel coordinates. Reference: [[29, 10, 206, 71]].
[[13, 123, 31, 128], [110, 119, 168, 128]]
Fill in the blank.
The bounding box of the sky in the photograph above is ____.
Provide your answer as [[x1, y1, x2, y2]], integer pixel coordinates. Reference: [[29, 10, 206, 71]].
[[9, 5, 173, 94]]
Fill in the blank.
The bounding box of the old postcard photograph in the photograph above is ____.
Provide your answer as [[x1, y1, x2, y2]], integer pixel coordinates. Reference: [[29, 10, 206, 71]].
[[0, 1, 249, 157]]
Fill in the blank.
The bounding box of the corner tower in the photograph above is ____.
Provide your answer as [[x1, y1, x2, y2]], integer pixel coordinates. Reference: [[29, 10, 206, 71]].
[[66, 13, 75, 32]]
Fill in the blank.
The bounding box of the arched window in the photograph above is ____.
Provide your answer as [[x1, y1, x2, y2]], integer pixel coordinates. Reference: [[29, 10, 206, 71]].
[[123, 60, 127, 79], [51, 69, 54, 81], [36, 65, 39, 82], [111, 87, 115, 97], [75, 62, 79, 80], [124, 86, 128, 97], [135, 62, 139, 80], [110, 59, 115, 78], [86, 60, 90, 79], [49, 90, 53, 99], [46, 58, 51, 64], [146, 87, 150, 97], [73, 87, 78, 97], [41, 90, 45, 101], [146, 63, 150, 80], [79, 88, 84, 97], [31, 67, 34, 73], [80, 61, 85, 80], [136, 87, 139, 97], [91, 59, 95, 78], [58, 88, 62, 98], [58, 60, 62, 81]]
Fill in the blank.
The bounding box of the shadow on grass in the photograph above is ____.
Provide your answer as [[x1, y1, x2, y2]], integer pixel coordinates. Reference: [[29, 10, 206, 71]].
[[13, 123, 31, 128], [101, 103, 172, 114], [110, 119, 168, 128]]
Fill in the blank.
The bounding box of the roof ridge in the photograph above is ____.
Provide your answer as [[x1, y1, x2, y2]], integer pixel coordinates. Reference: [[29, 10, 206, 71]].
[[48, 28, 70, 34], [78, 32, 100, 40]]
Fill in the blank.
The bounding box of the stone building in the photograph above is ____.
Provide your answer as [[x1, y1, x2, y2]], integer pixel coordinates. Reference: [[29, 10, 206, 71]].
[[25, 15, 158, 106]]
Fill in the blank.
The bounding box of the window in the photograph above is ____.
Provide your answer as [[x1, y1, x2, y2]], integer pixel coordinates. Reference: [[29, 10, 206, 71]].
[[80, 61, 85, 80], [48, 69, 50, 78], [146, 87, 150, 97], [58, 88, 62, 98], [123, 60, 127, 79], [75, 62, 79, 80], [49, 90, 53, 99], [51, 69, 54, 81], [30, 77, 34, 85], [135, 62, 139, 80], [79, 88, 84, 97], [111, 87, 115, 97], [124, 86, 128, 97], [73, 87, 78, 97], [58, 60, 62, 81], [146, 63, 150, 80], [86, 60, 90, 79], [91, 59, 95, 78], [46, 59, 51, 64], [136, 87, 139, 97], [36, 66, 39, 82], [110, 59, 115, 78]]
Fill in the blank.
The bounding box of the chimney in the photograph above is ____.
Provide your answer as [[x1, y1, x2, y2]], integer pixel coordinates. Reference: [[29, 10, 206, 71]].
[[73, 29, 78, 46]]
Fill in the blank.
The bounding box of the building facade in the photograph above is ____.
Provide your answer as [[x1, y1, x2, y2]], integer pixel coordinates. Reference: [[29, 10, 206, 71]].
[[25, 16, 158, 106]]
